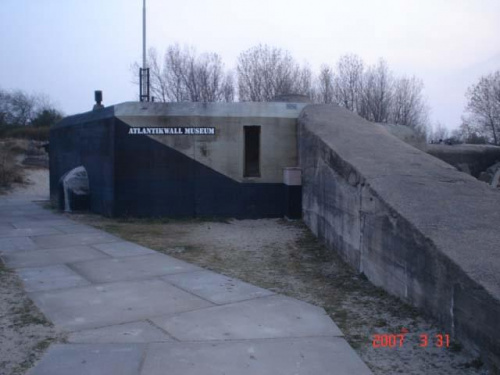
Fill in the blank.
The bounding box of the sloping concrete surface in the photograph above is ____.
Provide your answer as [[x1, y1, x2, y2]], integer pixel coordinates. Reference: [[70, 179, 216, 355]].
[[299, 104, 500, 371], [0, 198, 372, 375]]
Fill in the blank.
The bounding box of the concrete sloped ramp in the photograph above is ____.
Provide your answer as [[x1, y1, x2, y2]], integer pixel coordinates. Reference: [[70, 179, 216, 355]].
[[0, 199, 372, 375], [299, 104, 500, 372]]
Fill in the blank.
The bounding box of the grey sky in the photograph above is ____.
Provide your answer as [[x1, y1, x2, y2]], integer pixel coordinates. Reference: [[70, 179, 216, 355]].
[[1, 0, 499, 130]]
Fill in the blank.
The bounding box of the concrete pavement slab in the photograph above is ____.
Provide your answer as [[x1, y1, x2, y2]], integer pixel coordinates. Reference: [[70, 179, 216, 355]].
[[162, 270, 274, 305], [0, 227, 62, 238], [31, 232, 120, 249], [16, 264, 91, 292], [51, 224, 102, 234], [141, 337, 373, 375], [11, 219, 74, 229], [70, 254, 202, 283], [151, 294, 342, 341], [2, 245, 109, 268], [0, 236, 39, 253], [26, 344, 145, 375], [67, 321, 172, 344], [28, 214, 71, 220], [92, 241, 157, 258], [30, 279, 214, 331]]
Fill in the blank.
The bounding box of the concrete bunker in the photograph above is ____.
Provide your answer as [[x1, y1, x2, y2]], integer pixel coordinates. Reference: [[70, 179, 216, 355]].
[[49, 102, 305, 219], [49, 100, 500, 372]]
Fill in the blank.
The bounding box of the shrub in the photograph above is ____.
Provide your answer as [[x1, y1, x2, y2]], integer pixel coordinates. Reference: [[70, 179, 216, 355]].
[[0, 148, 23, 188], [0, 125, 50, 141]]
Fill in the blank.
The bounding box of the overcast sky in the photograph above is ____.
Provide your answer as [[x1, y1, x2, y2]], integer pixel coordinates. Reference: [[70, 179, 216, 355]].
[[1, 0, 499, 130]]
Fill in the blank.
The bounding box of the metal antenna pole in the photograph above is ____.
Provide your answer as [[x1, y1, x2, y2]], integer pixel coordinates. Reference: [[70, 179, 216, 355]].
[[139, 0, 150, 102], [143, 0, 146, 69]]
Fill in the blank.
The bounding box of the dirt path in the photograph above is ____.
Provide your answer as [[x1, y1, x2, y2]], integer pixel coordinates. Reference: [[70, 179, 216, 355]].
[[69, 214, 489, 375]]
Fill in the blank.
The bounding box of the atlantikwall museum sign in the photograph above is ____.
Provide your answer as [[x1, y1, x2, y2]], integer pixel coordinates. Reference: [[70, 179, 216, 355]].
[[128, 127, 215, 135]]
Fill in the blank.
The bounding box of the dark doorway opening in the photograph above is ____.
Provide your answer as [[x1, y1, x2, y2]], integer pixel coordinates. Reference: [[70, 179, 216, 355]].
[[244, 126, 261, 177]]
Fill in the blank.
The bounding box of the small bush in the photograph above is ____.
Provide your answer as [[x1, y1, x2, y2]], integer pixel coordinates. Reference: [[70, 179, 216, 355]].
[[4, 126, 50, 141], [0, 148, 23, 188]]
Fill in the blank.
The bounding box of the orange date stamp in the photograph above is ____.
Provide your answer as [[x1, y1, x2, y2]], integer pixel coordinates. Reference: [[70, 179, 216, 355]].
[[372, 328, 451, 349]]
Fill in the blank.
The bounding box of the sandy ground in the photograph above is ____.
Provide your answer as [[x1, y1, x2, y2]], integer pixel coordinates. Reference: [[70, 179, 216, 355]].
[[5, 166, 49, 200], [0, 167, 62, 375], [70, 214, 489, 375]]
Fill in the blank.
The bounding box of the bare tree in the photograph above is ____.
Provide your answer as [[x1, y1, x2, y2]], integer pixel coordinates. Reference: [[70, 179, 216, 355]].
[[221, 71, 235, 102], [135, 45, 235, 103], [462, 70, 500, 145], [452, 118, 488, 144], [0, 88, 63, 127], [360, 59, 393, 123], [237, 44, 312, 101], [0, 90, 37, 126], [390, 76, 429, 133], [333, 54, 364, 112], [315, 65, 335, 104], [428, 122, 450, 143]]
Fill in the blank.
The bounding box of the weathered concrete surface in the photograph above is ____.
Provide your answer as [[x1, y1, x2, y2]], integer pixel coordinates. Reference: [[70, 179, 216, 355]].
[[0, 198, 372, 375], [377, 122, 427, 151], [16, 264, 91, 292], [92, 241, 157, 257], [141, 338, 372, 375], [26, 344, 145, 375], [151, 295, 342, 341], [299, 104, 500, 372], [427, 143, 500, 178], [2, 245, 109, 268], [30, 279, 214, 331], [67, 321, 172, 344], [69, 253, 202, 283], [161, 269, 274, 304], [31, 232, 120, 249]]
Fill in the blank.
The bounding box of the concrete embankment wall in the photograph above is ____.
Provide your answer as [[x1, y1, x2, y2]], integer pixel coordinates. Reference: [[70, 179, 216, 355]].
[[427, 144, 500, 178], [298, 105, 500, 371]]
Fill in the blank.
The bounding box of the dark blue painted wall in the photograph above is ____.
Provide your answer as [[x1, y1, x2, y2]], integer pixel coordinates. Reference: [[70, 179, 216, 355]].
[[49, 108, 115, 216]]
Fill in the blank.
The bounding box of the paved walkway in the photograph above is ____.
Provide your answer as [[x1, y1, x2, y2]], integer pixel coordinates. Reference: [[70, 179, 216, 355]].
[[0, 197, 372, 375]]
